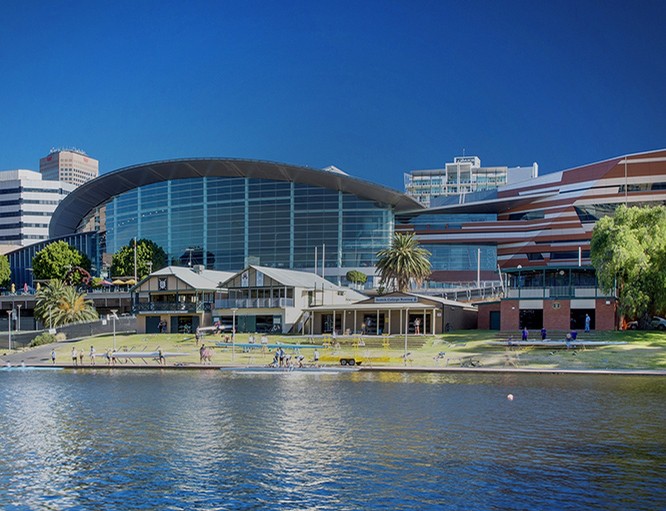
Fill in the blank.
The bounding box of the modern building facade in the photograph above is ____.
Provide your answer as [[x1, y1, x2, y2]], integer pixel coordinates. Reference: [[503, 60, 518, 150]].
[[47, 158, 422, 288], [404, 156, 538, 207], [6, 149, 666, 331], [401, 149, 666, 330], [39, 149, 99, 186], [0, 169, 75, 249]]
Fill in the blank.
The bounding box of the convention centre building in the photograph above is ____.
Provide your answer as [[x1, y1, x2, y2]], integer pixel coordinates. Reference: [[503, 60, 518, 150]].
[[7, 149, 666, 331]]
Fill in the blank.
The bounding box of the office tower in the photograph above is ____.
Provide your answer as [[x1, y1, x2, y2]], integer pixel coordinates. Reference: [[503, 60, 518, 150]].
[[39, 149, 98, 186]]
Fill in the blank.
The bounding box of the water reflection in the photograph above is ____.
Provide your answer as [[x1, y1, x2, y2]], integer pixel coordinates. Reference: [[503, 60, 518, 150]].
[[0, 371, 664, 510]]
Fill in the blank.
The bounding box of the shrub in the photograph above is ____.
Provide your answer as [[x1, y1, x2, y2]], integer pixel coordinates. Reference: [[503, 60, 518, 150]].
[[55, 332, 67, 342], [30, 333, 56, 347]]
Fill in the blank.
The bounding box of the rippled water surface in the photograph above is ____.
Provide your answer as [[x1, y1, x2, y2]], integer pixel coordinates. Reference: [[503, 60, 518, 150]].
[[0, 370, 664, 510]]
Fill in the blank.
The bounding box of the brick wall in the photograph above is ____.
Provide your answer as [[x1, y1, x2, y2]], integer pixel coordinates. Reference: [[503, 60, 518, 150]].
[[500, 301, 520, 331], [477, 301, 501, 330], [544, 301, 571, 331], [595, 298, 617, 330]]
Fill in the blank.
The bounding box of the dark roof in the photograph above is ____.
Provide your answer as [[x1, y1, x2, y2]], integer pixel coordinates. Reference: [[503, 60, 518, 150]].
[[50, 158, 423, 237]]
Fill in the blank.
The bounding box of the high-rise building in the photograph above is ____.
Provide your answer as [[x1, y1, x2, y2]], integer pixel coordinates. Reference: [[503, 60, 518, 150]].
[[404, 156, 538, 207], [0, 169, 75, 249], [39, 149, 98, 186]]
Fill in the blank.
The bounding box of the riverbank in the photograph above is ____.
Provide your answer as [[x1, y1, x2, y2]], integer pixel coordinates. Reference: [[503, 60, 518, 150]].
[[2, 329, 665, 374]]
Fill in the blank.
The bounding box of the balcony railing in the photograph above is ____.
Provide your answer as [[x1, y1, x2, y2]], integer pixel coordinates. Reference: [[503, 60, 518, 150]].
[[506, 286, 612, 299], [133, 301, 212, 313], [215, 298, 294, 309]]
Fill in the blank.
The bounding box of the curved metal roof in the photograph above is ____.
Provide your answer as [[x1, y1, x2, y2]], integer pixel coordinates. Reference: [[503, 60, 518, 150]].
[[49, 158, 423, 238]]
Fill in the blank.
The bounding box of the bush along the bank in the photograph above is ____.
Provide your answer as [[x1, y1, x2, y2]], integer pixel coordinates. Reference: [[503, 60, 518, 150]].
[[30, 332, 56, 347]]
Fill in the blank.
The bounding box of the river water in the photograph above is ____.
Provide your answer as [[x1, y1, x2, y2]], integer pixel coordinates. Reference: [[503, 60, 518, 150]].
[[0, 369, 664, 510]]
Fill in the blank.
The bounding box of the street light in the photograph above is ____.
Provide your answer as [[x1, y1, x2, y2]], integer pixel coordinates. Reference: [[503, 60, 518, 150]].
[[110, 309, 118, 351], [231, 307, 238, 362], [6, 310, 12, 351], [404, 307, 409, 366]]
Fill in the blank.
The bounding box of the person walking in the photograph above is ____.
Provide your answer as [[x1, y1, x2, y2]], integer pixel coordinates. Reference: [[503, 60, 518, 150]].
[[71, 347, 78, 366], [89, 346, 96, 366], [50, 349, 56, 365]]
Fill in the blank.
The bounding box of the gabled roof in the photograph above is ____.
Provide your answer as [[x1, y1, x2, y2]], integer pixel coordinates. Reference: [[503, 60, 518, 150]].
[[148, 266, 235, 291], [225, 265, 345, 291]]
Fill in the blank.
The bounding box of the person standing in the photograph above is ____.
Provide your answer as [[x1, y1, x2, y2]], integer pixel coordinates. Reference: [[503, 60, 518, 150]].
[[584, 314, 591, 333], [51, 349, 56, 365], [521, 327, 528, 341], [90, 346, 96, 366], [71, 347, 78, 366], [414, 317, 421, 335], [540, 327, 547, 340]]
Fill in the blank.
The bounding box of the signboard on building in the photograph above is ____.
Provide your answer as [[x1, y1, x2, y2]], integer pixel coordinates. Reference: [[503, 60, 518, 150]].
[[374, 296, 418, 303]]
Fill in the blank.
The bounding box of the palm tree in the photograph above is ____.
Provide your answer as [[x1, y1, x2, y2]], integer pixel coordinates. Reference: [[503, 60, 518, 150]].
[[35, 279, 98, 327], [376, 233, 431, 292]]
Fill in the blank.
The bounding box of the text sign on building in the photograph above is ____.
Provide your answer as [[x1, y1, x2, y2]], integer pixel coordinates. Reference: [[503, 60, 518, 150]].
[[374, 296, 418, 303]]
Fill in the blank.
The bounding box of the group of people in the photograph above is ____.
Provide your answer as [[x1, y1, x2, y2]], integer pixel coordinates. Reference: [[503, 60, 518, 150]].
[[60, 346, 119, 366], [520, 314, 592, 345], [268, 347, 318, 368]]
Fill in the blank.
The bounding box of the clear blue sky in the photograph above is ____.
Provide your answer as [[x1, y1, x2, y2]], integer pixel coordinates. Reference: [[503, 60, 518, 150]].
[[1, 0, 664, 190]]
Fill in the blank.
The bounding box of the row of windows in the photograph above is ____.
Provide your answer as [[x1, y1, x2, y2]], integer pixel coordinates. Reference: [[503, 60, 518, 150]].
[[0, 222, 50, 229], [105, 177, 393, 271], [0, 187, 69, 195], [0, 199, 61, 207]]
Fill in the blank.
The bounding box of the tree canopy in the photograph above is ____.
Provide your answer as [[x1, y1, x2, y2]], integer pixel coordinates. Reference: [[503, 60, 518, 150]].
[[376, 232, 431, 292], [111, 239, 167, 279], [0, 254, 10, 288], [34, 279, 98, 327], [346, 270, 367, 287], [32, 241, 91, 282], [590, 205, 666, 324]]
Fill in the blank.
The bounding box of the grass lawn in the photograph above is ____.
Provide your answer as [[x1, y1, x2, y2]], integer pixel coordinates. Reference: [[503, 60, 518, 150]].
[[47, 329, 666, 371]]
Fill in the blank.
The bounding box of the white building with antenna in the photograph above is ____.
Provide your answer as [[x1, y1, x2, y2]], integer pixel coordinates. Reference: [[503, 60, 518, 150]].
[[404, 155, 538, 207]]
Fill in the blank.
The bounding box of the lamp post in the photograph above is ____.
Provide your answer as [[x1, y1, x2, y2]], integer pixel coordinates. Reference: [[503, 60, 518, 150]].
[[404, 307, 409, 366], [231, 308, 238, 362], [6, 310, 12, 351], [133, 237, 138, 282], [110, 309, 118, 351], [16, 304, 22, 333]]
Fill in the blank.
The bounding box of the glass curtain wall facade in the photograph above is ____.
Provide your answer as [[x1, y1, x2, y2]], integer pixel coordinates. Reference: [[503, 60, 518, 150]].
[[396, 213, 498, 274], [104, 177, 393, 280]]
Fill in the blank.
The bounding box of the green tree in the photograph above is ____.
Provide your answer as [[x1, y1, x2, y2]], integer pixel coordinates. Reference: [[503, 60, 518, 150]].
[[32, 241, 91, 282], [34, 279, 98, 327], [111, 239, 167, 279], [346, 270, 367, 288], [0, 254, 10, 287], [591, 205, 666, 326], [376, 232, 431, 292]]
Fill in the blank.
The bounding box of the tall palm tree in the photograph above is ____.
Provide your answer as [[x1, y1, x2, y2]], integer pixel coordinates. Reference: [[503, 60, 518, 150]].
[[376, 233, 431, 292], [35, 279, 98, 327]]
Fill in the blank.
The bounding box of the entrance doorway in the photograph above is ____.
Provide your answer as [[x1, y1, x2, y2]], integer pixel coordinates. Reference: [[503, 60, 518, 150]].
[[519, 309, 543, 330]]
